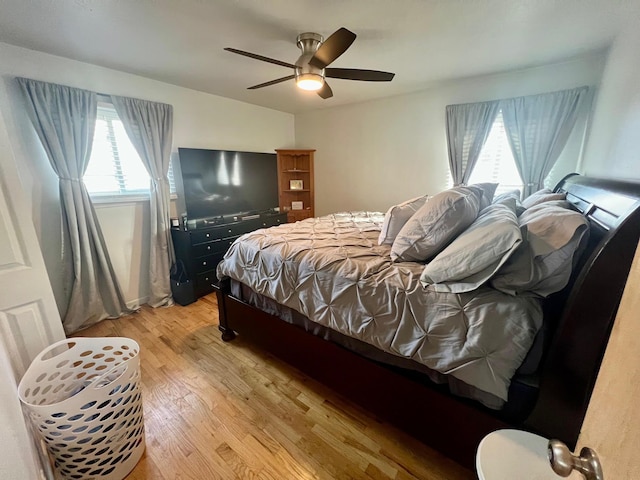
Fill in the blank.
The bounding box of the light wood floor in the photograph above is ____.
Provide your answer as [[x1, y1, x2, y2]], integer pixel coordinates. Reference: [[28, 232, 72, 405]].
[[77, 294, 475, 480]]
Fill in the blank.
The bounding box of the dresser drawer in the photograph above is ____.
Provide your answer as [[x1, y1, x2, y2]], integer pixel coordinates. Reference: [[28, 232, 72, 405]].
[[195, 270, 220, 297], [191, 238, 235, 258], [194, 253, 225, 274], [261, 215, 287, 228], [190, 222, 256, 245]]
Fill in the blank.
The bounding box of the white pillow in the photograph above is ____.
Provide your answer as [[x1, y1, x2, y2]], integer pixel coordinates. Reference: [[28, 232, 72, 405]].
[[420, 201, 522, 293], [378, 195, 429, 245], [391, 185, 483, 262]]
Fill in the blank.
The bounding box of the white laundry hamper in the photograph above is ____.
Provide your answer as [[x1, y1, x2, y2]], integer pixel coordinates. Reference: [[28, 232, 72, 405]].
[[18, 337, 145, 480]]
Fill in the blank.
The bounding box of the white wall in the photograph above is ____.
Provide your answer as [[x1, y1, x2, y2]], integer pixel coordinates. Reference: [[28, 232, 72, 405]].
[[0, 42, 295, 314], [295, 54, 606, 216], [582, 25, 640, 180]]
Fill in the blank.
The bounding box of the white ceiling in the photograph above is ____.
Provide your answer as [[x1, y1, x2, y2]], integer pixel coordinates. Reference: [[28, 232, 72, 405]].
[[1, 0, 639, 114]]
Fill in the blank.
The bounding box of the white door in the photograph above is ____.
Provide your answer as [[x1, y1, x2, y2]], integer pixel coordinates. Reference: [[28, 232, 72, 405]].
[[0, 107, 65, 478]]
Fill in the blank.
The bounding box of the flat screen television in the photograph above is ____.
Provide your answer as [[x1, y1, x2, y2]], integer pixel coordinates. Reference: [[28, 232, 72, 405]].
[[177, 148, 279, 220]]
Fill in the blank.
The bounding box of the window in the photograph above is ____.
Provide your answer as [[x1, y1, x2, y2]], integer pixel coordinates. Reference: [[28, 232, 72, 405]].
[[84, 103, 175, 197], [467, 111, 523, 196]]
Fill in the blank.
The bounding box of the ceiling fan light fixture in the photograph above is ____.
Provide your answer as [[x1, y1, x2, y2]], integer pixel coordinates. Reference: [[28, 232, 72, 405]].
[[296, 73, 324, 91]]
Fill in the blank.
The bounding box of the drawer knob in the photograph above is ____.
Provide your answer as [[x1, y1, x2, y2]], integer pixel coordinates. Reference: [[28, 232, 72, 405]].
[[205, 233, 210, 238], [228, 229, 232, 233], [205, 277, 209, 281], [207, 245, 211, 250], [202, 261, 207, 266]]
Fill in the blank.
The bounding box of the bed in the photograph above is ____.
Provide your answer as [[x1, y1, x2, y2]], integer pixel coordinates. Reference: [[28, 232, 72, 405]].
[[214, 174, 640, 468]]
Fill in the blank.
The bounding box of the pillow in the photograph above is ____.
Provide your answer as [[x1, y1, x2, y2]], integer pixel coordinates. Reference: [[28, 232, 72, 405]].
[[521, 188, 566, 209], [490, 204, 589, 297], [471, 182, 498, 210], [390, 185, 483, 262], [492, 189, 526, 216], [420, 201, 522, 293], [378, 195, 429, 245]]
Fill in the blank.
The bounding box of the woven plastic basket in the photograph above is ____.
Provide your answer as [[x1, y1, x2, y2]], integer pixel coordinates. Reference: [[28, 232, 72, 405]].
[[18, 337, 145, 480]]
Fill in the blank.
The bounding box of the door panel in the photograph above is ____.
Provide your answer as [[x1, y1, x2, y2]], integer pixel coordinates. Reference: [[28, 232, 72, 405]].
[[0, 106, 64, 478]]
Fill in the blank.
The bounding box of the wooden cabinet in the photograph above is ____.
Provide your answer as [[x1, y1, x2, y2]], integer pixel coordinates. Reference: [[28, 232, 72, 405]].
[[276, 149, 315, 223]]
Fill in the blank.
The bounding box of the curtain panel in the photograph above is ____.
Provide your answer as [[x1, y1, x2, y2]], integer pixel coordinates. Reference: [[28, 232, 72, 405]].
[[17, 78, 132, 333], [500, 86, 590, 197], [445, 100, 500, 186], [111, 96, 174, 307]]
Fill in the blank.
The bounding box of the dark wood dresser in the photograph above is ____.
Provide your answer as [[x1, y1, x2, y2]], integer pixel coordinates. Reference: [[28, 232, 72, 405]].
[[171, 212, 287, 302]]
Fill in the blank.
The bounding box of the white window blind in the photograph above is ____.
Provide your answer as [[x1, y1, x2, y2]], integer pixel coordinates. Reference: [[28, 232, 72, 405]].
[[468, 110, 523, 196], [84, 103, 175, 197]]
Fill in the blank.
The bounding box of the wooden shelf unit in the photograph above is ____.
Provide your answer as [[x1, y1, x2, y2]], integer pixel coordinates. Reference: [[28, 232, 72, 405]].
[[276, 149, 315, 223]]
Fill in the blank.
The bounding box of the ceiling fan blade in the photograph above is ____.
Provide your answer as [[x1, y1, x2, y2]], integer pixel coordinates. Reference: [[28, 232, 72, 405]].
[[309, 27, 357, 69], [247, 75, 295, 90], [317, 82, 333, 99], [224, 47, 296, 69], [326, 68, 395, 82]]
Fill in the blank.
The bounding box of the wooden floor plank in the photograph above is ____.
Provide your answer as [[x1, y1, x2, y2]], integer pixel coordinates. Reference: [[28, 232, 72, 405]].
[[76, 294, 475, 480]]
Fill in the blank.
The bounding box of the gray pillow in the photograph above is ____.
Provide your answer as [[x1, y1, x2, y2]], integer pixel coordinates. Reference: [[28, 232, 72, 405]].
[[491, 204, 589, 297], [492, 189, 526, 216], [378, 195, 429, 245], [420, 201, 522, 293], [521, 188, 566, 209], [471, 182, 498, 210], [391, 185, 483, 262]]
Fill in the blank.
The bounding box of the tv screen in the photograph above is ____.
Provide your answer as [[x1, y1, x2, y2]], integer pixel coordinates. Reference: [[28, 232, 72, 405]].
[[177, 148, 278, 220]]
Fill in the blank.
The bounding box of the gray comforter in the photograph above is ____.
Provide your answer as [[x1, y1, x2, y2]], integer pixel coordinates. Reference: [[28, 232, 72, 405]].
[[217, 212, 542, 401]]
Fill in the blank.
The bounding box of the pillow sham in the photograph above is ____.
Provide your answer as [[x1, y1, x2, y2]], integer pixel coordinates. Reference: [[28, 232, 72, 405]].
[[490, 204, 589, 297], [420, 200, 522, 293], [492, 189, 526, 215], [521, 188, 566, 209], [378, 195, 429, 245], [391, 185, 483, 262], [471, 182, 498, 210]]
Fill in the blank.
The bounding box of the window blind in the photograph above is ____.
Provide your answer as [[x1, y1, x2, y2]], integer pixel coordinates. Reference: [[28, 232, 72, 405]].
[[467, 110, 523, 195], [84, 103, 176, 196]]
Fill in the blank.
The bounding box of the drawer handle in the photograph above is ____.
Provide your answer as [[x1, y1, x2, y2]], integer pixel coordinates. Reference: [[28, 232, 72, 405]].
[[205, 233, 210, 238]]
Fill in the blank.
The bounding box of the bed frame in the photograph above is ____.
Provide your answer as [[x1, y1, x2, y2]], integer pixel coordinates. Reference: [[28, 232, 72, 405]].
[[214, 174, 640, 468]]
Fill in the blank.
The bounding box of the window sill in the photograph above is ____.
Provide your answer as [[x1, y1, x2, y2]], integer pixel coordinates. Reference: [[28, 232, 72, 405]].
[[90, 193, 178, 205]]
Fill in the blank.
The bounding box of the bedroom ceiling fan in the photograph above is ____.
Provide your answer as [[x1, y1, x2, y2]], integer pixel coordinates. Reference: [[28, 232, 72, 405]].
[[224, 27, 395, 99]]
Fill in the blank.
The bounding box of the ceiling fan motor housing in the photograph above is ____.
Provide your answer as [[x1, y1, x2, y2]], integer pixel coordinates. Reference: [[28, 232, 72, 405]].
[[295, 32, 325, 87]]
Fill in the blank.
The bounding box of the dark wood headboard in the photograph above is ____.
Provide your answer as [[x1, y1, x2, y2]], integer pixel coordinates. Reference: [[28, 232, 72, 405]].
[[526, 173, 640, 445]]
